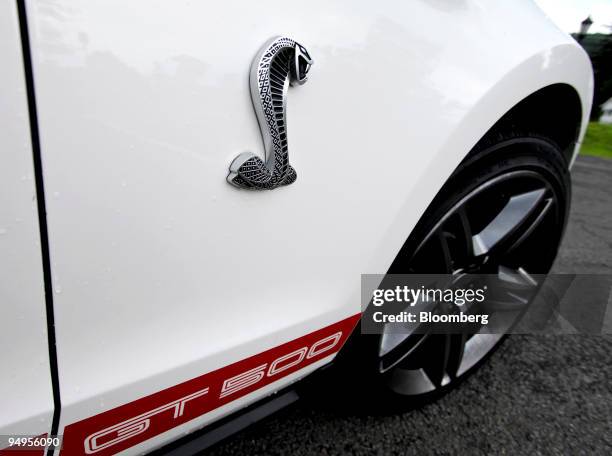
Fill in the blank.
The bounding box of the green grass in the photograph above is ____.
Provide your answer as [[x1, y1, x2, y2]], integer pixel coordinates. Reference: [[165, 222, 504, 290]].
[[580, 122, 612, 159]]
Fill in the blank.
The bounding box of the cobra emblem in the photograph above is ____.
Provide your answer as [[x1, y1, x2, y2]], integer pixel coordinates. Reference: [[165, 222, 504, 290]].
[[227, 37, 313, 189]]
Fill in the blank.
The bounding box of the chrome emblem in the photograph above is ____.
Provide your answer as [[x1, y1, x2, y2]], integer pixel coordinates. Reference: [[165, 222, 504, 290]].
[[227, 37, 313, 189]]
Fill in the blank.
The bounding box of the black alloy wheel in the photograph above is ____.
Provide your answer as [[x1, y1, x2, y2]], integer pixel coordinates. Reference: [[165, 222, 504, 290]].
[[339, 134, 571, 409]]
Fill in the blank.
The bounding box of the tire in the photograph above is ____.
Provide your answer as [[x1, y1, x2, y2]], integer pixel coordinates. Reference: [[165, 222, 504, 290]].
[[334, 132, 571, 412]]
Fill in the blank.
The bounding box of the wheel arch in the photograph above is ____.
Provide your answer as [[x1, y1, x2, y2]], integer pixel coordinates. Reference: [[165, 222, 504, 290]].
[[347, 42, 593, 346], [466, 83, 584, 168]]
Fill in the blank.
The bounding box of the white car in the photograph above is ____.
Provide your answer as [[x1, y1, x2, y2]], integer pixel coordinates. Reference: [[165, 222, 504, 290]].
[[1, 1, 592, 454]]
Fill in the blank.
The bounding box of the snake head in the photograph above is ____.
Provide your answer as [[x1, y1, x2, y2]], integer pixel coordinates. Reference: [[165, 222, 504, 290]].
[[290, 43, 313, 86]]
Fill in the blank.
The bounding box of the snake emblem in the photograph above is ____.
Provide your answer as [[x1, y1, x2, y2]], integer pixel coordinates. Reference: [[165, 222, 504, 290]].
[[227, 37, 313, 189]]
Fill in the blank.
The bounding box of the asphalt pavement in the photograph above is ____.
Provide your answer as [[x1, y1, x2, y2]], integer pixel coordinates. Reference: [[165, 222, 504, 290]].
[[209, 155, 612, 455]]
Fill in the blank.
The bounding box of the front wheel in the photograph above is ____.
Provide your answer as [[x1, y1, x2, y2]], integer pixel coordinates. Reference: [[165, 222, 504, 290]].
[[344, 134, 571, 409]]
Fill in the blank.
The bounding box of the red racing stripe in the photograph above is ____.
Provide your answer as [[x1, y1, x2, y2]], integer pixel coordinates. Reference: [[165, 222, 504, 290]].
[[62, 314, 360, 455]]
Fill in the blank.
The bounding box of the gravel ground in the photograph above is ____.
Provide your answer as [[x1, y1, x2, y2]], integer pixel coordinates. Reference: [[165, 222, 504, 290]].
[[208, 155, 612, 455]]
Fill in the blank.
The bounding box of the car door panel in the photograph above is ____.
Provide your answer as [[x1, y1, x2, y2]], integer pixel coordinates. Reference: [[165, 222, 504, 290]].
[[0, 0, 54, 445]]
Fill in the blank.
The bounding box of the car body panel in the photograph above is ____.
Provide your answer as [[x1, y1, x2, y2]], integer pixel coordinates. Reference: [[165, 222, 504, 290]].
[[16, 0, 594, 453], [60, 315, 358, 455], [0, 0, 54, 441]]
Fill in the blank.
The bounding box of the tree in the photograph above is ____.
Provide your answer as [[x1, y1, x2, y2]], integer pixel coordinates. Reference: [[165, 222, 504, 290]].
[[573, 32, 612, 119]]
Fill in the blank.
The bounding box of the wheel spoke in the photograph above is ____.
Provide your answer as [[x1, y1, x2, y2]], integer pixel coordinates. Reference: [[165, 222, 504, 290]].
[[446, 333, 467, 379], [504, 197, 554, 255], [456, 333, 503, 377], [498, 265, 539, 288], [483, 265, 538, 311], [438, 231, 453, 273], [457, 208, 474, 260], [471, 188, 546, 256], [379, 333, 429, 373], [422, 334, 451, 387]]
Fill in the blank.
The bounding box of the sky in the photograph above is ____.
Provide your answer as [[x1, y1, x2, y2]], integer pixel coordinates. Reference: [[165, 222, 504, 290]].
[[535, 0, 612, 34]]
